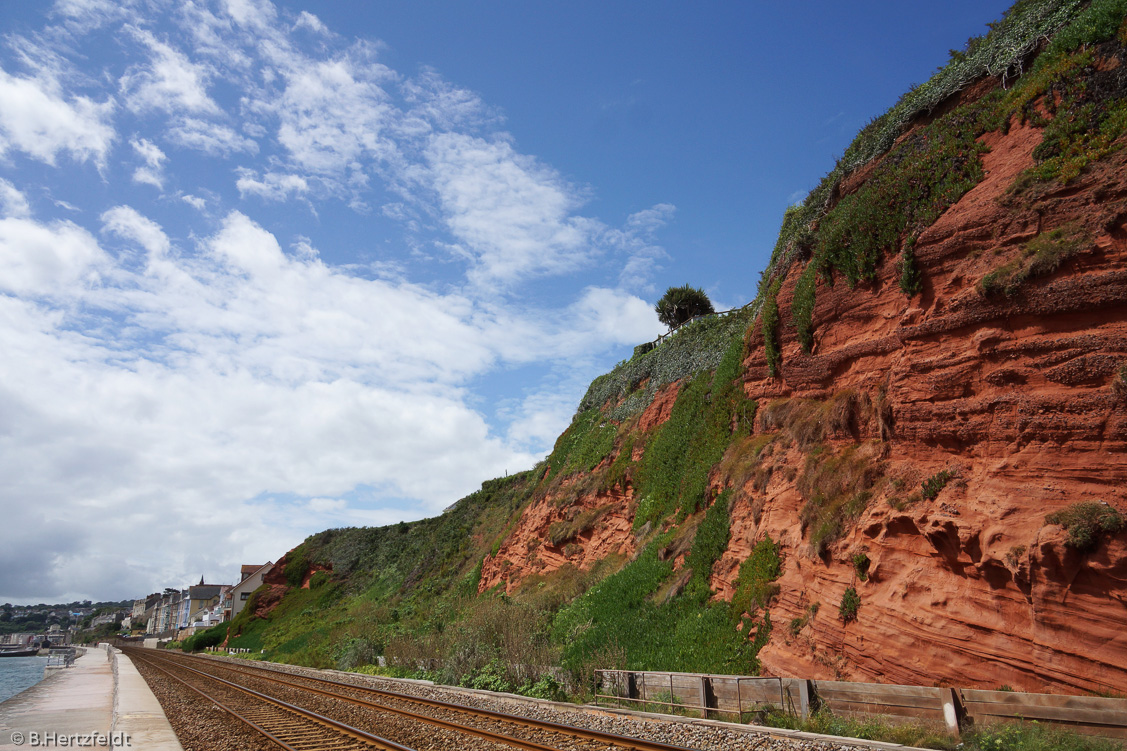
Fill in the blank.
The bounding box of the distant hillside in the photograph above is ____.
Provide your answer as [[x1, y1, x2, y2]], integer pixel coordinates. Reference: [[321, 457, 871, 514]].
[[207, 0, 1127, 697]]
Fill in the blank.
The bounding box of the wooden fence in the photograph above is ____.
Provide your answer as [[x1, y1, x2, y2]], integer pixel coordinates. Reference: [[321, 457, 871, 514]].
[[636, 304, 751, 356], [595, 669, 1127, 739], [595, 670, 805, 721], [814, 680, 960, 732], [962, 689, 1127, 739]]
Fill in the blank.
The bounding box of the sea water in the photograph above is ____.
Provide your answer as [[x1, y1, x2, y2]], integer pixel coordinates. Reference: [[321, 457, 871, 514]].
[[0, 656, 47, 703]]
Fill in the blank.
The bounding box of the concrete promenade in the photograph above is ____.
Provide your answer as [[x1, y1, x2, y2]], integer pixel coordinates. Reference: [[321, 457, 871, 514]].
[[0, 644, 181, 750]]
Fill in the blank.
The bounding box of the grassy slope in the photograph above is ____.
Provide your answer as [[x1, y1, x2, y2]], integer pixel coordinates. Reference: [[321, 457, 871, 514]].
[[190, 4, 1127, 747]]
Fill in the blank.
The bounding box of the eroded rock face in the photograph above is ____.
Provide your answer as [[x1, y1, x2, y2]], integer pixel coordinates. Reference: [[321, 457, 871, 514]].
[[477, 99, 1127, 693], [737, 116, 1127, 694], [478, 384, 685, 594], [479, 477, 638, 593]]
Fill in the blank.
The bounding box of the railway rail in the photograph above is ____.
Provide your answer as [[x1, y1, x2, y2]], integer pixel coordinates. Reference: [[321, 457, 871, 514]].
[[128, 649, 412, 751], [126, 648, 702, 751]]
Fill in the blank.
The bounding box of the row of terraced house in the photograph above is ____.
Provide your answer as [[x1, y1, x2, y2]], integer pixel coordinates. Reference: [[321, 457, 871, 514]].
[[135, 562, 273, 640]]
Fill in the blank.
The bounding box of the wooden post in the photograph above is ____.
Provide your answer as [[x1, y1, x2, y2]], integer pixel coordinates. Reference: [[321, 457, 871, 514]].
[[941, 688, 965, 736], [797, 679, 812, 719], [701, 677, 717, 718]]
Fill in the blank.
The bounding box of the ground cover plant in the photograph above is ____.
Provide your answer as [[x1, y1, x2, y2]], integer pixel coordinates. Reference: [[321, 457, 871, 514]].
[[578, 307, 753, 420], [633, 333, 753, 528], [798, 445, 880, 556], [544, 408, 618, 480], [731, 535, 782, 619], [550, 540, 771, 677], [760, 709, 1121, 751], [979, 222, 1091, 296]]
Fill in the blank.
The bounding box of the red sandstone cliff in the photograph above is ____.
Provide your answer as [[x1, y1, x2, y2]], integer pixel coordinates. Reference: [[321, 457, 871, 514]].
[[736, 113, 1127, 694], [480, 83, 1127, 693]]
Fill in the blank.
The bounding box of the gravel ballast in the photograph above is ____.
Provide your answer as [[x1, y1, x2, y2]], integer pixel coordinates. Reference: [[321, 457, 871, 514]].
[[161, 653, 924, 751]]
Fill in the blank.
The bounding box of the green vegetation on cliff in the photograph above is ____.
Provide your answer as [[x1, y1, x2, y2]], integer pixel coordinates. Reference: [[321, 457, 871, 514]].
[[200, 305, 766, 685], [578, 308, 752, 419], [757, 0, 1127, 372]]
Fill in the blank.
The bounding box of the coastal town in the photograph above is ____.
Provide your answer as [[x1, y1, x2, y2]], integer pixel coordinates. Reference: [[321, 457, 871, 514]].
[[0, 562, 272, 652]]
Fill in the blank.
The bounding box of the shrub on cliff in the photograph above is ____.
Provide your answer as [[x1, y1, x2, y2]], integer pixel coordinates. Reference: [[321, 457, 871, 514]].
[[1114, 364, 1127, 398], [921, 469, 955, 501], [852, 552, 871, 582], [897, 239, 923, 297], [731, 535, 782, 617], [1046, 502, 1125, 550], [840, 586, 860, 623]]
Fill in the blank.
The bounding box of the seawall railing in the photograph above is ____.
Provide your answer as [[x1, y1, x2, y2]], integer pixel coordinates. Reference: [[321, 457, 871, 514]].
[[636, 303, 755, 358]]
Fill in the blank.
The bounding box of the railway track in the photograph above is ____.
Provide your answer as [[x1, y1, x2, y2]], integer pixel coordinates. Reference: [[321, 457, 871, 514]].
[[129, 649, 412, 751], [126, 648, 701, 751]]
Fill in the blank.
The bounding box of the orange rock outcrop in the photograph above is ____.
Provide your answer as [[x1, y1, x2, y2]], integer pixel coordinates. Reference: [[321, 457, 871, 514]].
[[479, 93, 1127, 694], [479, 479, 638, 593], [734, 114, 1127, 694]]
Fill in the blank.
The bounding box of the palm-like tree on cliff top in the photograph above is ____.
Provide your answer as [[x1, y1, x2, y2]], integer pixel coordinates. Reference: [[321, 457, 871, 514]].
[[655, 284, 715, 331]]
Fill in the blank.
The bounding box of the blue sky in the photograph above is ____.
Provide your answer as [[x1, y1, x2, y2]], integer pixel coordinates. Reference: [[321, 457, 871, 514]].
[[0, 0, 1012, 604]]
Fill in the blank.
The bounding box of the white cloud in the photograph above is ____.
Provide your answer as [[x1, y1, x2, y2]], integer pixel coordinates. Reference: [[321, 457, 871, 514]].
[[236, 169, 309, 201], [0, 217, 106, 296], [0, 178, 32, 218], [0, 1, 680, 603], [101, 205, 170, 263], [207, 209, 287, 278], [611, 203, 674, 291], [0, 66, 115, 167], [307, 497, 346, 513], [501, 388, 582, 452], [293, 11, 328, 35], [181, 194, 206, 210], [52, 0, 130, 32], [272, 56, 396, 175], [425, 132, 599, 287], [0, 210, 542, 600], [120, 27, 219, 115], [627, 202, 675, 233], [176, 2, 255, 72], [223, 0, 278, 31], [130, 136, 167, 189], [402, 68, 497, 132], [570, 286, 665, 343], [167, 116, 257, 156]]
